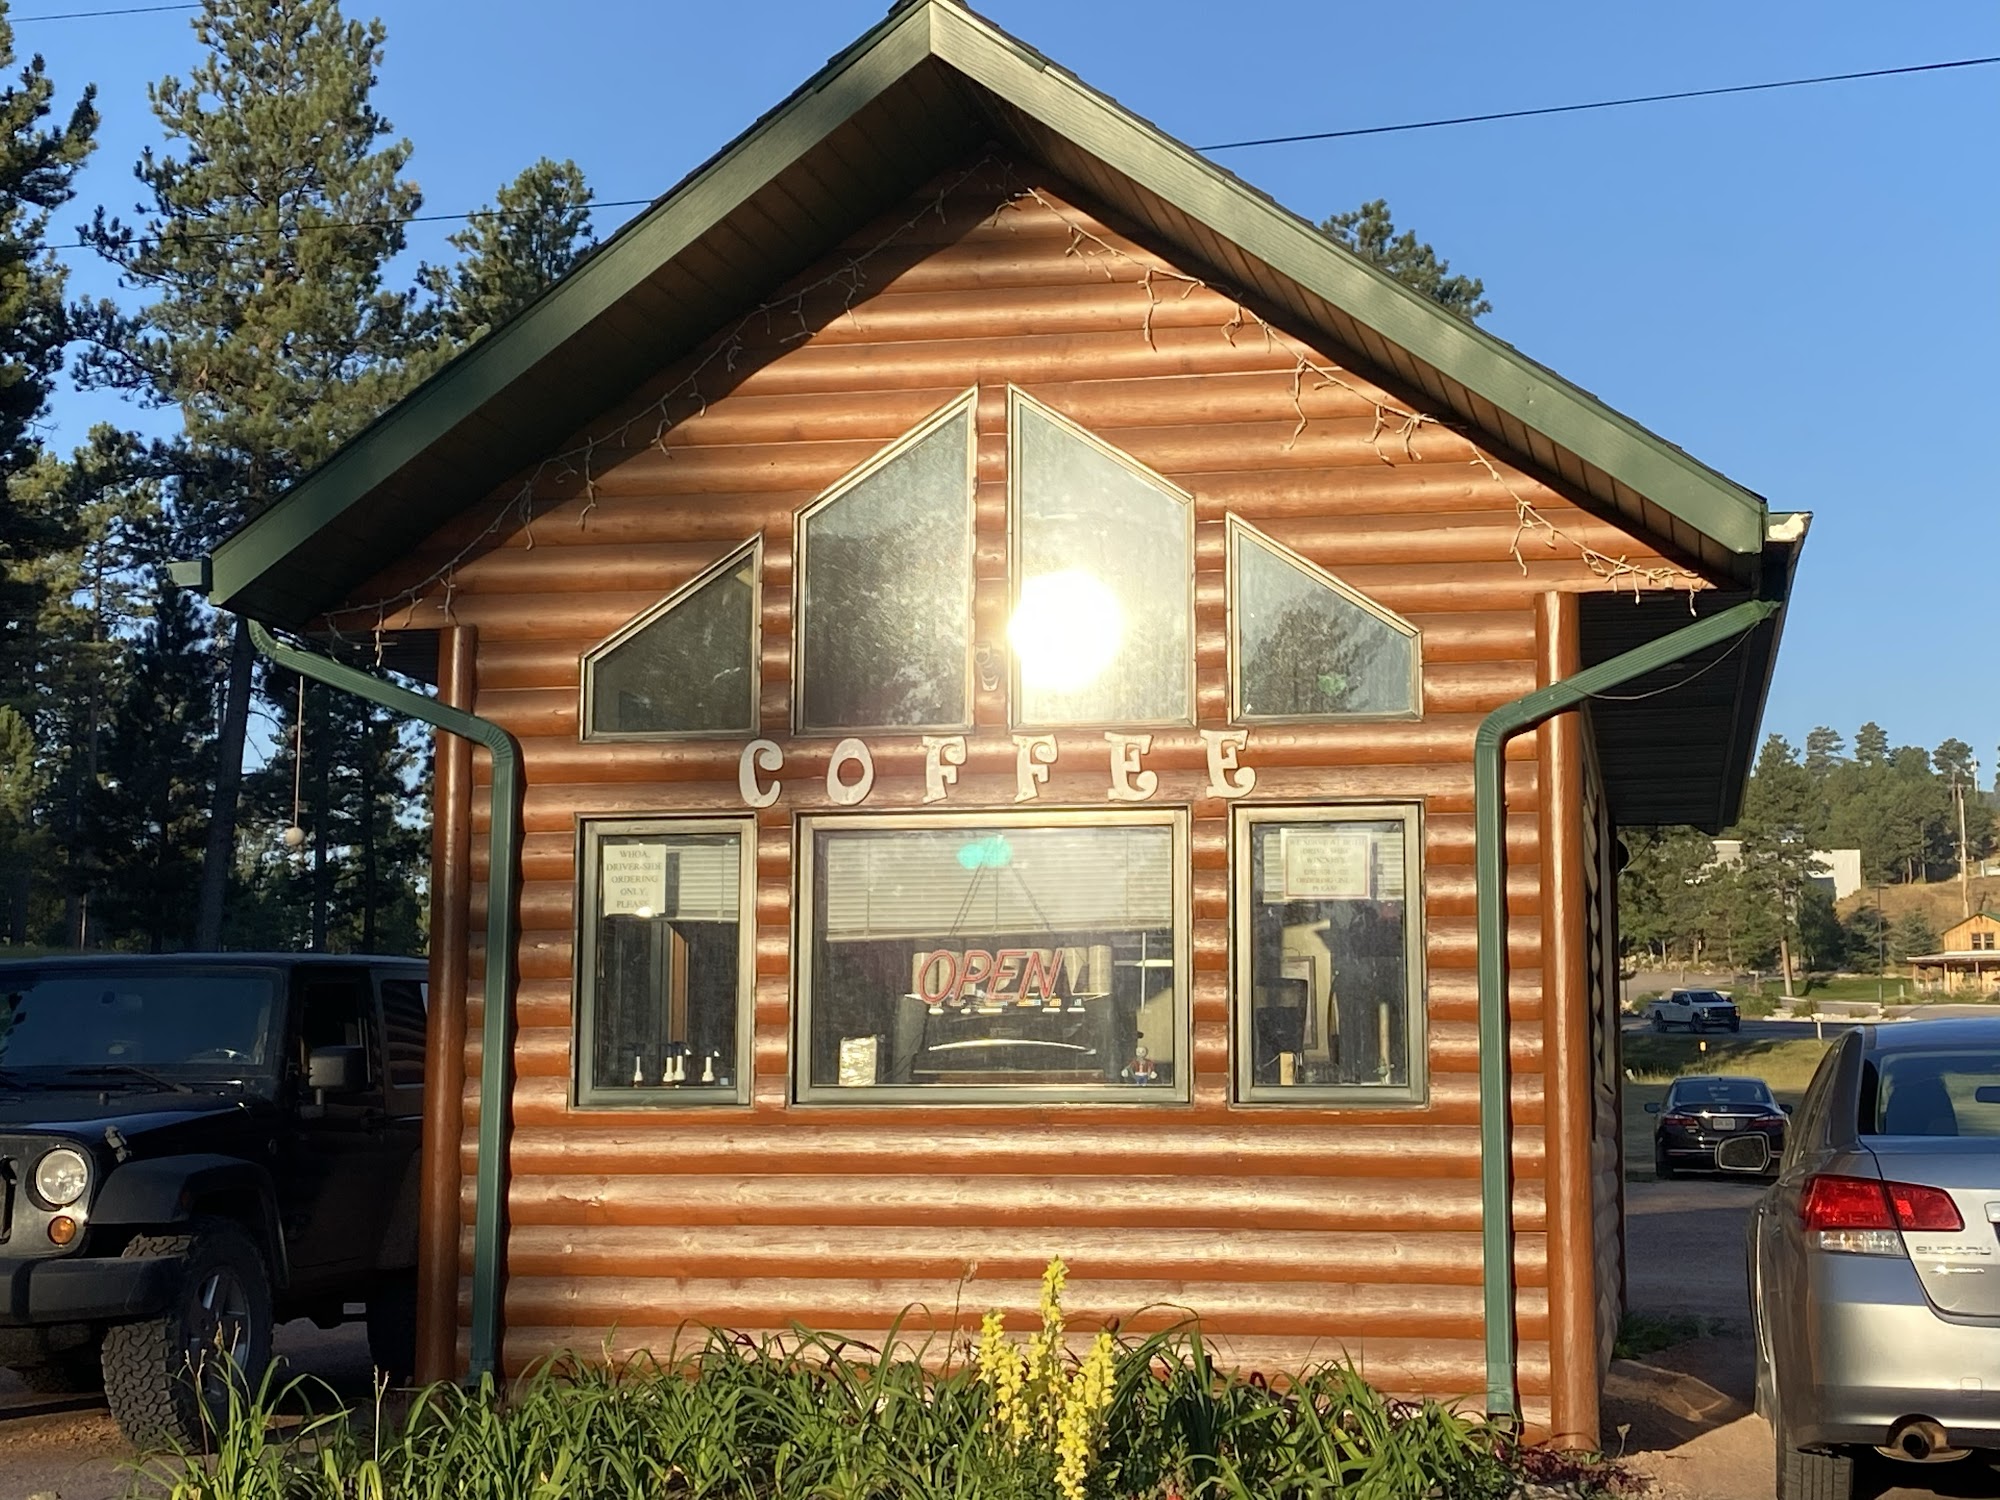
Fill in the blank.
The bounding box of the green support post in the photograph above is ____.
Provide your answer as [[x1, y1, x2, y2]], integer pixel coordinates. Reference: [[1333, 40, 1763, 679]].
[[1473, 597, 1779, 1421], [247, 620, 522, 1383]]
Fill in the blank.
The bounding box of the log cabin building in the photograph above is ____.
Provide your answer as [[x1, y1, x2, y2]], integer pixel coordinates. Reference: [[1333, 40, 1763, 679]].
[[192, 0, 1804, 1448]]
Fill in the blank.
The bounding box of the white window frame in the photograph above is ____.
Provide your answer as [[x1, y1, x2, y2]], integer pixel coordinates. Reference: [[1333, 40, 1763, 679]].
[[1007, 387, 1197, 730], [579, 536, 762, 741], [1225, 514, 1422, 725], [572, 814, 758, 1108], [1230, 801, 1428, 1106], [791, 391, 978, 736], [793, 807, 1192, 1105]]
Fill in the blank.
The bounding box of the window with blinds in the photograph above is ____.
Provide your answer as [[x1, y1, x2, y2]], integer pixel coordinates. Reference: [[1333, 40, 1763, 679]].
[[1228, 516, 1420, 721], [1232, 804, 1426, 1105], [797, 812, 1189, 1103], [583, 538, 760, 738], [574, 818, 756, 1107]]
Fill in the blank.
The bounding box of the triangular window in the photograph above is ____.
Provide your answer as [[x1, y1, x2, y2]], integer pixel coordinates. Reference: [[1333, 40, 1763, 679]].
[[1229, 516, 1420, 720], [1009, 390, 1193, 726], [583, 538, 761, 738], [796, 396, 975, 732]]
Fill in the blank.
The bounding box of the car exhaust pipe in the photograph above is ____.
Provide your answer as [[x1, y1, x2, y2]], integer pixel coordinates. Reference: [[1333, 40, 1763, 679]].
[[1877, 1417, 1966, 1464]]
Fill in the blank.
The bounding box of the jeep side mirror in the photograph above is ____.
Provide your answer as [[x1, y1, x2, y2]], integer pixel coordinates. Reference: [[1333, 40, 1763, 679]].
[[307, 1044, 366, 1095]]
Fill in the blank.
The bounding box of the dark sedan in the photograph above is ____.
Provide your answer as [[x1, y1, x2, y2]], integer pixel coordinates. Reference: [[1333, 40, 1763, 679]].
[[1649, 1074, 1788, 1178]]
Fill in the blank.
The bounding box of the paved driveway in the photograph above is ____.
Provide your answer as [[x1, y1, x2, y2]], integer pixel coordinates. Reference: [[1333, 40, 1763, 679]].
[[1622, 1177, 2000, 1500]]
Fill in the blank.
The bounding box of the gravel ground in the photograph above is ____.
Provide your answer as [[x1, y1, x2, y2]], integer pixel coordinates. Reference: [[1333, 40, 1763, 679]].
[[0, 1320, 370, 1500]]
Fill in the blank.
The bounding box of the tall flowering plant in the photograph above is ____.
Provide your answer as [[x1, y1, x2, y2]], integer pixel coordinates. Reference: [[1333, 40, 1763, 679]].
[[974, 1258, 1119, 1500]]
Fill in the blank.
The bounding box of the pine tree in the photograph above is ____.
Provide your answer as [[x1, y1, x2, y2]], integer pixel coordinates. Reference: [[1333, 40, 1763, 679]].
[[1803, 726, 1846, 777], [76, 0, 428, 947], [1319, 199, 1490, 321], [87, 578, 216, 950], [420, 157, 594, 346], [1732, 735, 1826, 997], [0, 2, 98, 711]]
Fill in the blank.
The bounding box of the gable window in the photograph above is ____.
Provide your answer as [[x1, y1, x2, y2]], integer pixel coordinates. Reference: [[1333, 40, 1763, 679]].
[[796, 396, 975, 732], [1009, 390, 1193, 727], [795, 809, 1189, 1103], [1232, 803, 1426, 1105], [1228, 517, 1420, 721], [583, 539, 760, 738], [575, 817, 755, 1107]]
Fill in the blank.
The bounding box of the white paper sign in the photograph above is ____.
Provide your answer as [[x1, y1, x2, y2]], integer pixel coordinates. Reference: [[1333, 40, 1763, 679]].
[[602, 842, 668, 917], [1282, 829, 1372, 901]]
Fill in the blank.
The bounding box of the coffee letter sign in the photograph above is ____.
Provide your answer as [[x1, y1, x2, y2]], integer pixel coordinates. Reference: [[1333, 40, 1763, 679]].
[[921, 735, 967, 805], [1012, 734, 1056, 802], [739, 739, 783, 808], [1105, 731, 1157, 802], [826, 738, 875, 806], [1202, 728, 1255, 799]]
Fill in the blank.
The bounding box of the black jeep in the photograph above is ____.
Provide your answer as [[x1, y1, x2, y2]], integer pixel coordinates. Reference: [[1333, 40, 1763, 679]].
[[0, 953, 427, 1446]]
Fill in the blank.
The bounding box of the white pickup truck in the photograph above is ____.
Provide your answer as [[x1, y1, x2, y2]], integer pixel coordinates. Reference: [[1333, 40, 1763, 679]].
[[1645, 988, 1741, 1033]]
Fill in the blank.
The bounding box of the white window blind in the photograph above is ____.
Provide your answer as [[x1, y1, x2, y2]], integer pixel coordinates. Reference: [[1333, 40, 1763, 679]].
[[820, 825, 1172, 940]]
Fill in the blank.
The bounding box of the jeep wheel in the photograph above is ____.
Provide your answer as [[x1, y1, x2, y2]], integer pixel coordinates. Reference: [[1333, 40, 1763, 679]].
[[102, 1219, 272, 1449], [365, 1269, 418, 1384]]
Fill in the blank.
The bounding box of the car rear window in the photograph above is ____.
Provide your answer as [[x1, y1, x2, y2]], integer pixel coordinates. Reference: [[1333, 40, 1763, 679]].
[[1867, 1052, 2000, 1137], [1671, 1078, 1771, 1106]]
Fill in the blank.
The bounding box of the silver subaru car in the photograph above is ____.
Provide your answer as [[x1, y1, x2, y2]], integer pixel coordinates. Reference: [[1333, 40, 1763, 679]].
[[1749, 1018, 2000, 1499]]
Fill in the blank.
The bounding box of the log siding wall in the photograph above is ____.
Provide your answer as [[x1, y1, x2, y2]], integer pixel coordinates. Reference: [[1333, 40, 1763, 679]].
[[343, 160, 1705, 1432]]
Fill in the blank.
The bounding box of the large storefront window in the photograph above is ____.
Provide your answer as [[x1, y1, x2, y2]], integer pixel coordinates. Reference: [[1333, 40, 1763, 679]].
[[575, 818, 755, 1106], [1232, 805, 1425, 1104], [1009, 390, 1193, 727], [795, 397, 975, 732], [797, 812, 1188, 1103]]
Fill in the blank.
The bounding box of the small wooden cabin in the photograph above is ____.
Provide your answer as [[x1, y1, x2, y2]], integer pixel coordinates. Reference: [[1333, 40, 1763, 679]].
[[1910, 913, 2000, 994], [200, 0, 1803, 1446]]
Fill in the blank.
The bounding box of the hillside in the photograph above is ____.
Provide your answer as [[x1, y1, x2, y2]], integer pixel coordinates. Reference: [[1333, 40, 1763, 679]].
[[1835, 874, 2000, 933]]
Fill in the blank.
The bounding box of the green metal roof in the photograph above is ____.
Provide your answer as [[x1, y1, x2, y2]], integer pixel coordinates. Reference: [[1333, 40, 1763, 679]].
[[209, 0, 1775, 630]]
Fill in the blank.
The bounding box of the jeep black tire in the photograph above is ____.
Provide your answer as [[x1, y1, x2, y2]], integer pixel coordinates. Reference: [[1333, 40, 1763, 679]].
[[365, 1269, 418, 1384], [101, 1218, 273, 1449]]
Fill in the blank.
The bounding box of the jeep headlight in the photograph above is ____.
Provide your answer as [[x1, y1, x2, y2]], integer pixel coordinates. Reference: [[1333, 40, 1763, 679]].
[[32, 1147, 89, 1208]]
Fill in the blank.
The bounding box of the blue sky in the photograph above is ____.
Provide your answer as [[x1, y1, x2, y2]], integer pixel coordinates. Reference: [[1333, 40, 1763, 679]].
[[24, 0, 2000, 774]]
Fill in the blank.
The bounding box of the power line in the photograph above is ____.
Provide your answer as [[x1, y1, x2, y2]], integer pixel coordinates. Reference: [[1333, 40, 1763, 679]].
[[1200, 54, 2000, 152], [32, 51, 1997, 251], [14, 2, 199, 20]]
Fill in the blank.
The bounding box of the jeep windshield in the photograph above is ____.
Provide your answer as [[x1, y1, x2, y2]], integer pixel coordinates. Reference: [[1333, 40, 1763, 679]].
[[0, 966, 281, 1086]]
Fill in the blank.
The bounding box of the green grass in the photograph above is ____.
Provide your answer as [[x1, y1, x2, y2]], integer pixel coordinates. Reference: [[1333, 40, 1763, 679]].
[[1611, 1312, 1724, 1361], [1621, 1035, 1828, 1180], [1751, 975, 1913, 1004]]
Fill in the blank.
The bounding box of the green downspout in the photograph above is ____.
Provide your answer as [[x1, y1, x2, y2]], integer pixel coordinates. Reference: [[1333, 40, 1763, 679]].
[[246, 619, 522, 1384], [1474, 596, 1778, 1421]]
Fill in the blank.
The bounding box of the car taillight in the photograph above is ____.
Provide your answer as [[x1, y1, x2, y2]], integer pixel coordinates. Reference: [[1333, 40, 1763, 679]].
[[1801, 1174, 1963, 1255], [1661, 1113, 1698, 1128], [1886, 1181, 1963, 1231]]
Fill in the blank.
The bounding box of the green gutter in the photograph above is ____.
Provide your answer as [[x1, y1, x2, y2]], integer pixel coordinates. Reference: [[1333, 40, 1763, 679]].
[[246, 620, 522, 1383], [1473, 597, 1779, 1421]]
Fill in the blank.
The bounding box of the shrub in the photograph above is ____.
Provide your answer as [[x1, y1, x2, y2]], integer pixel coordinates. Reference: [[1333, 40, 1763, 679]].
[[131, 1263, 1605, 1499]]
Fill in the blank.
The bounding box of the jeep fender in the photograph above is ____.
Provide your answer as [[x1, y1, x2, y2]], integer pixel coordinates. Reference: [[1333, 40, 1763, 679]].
[[90, 1155, 291, 1289]]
